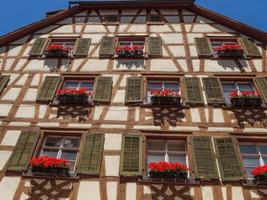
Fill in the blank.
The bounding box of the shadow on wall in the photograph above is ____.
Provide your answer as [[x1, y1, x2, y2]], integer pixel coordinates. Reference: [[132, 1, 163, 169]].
[[44, 59, 70, 72], [116, 59, 145, 70], [217, 60, 248, 71]]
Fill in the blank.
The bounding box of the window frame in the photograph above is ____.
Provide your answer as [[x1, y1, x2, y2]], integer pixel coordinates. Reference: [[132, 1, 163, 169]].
[[45, 38, 78, 53], [148, 14, 165, 25]]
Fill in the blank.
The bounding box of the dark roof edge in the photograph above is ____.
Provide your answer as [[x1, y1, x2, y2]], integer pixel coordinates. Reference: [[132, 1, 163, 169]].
[[190, 5, 267, 43]]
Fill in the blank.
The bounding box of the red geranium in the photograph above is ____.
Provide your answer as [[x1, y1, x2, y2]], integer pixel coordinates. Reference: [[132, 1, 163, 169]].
[[56, 88, 91, 96], [251, 165, 267, 177], [215, 44, 242, 52], [47, 45, 71, 51], [149, 161, 188, 173], [150, 89, 179, 97], [30, 156, 70, 169], [230, 90, 259, 98]]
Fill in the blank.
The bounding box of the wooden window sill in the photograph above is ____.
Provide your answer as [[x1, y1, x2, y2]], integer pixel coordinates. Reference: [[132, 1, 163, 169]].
[[22, 172, 80, 181]]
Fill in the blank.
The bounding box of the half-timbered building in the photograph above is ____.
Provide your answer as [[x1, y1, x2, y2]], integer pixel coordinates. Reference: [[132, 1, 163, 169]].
[[0, 0, 267, 199]]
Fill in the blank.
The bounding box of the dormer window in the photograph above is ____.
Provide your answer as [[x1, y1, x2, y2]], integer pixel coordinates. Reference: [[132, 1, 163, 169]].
[[104, 15, 119, 24], [148, 14, 164, 24]]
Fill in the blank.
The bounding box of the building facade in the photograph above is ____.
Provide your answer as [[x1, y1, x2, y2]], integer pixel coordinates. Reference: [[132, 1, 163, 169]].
[[0, 0, 267, 199]]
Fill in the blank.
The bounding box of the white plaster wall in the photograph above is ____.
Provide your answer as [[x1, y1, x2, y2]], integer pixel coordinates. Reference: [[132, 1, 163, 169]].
[[4, 59, 15, 71], [0, 104, 12, 117], [126, 183, 137, 200], [160, 33, 184, 44], [150, 59, 178, 72], [84, 25, 107, 33], [107, 182, 117, 200], [1, 88, 21, 101], [186, 24, 220, 32], [105, 107, 128, 121], [0, 177, 21, 200], [201, 186, 214, 200], [77, 181, 100, 200], [15, 105, 35, 118], [0, 151, 12, 170], [127, 25, 146, 33], [231, 187, 244, 200], [150, 25, 172, 33], [169, 46, 186, 57], [15, 74, 28, 86], [104, 134, 122, 150], [7, 46, 22, 57], [14, 59, 28, 71], [23, 60, 50, 72], [1, 130, 21, 146], [23, 89, 38, 101], [190, 108, 201, 123], [93, 106, 104, 120], [105, 156, 120, 176], [112, 90, 126, 103], [213, 109, 224, 123], [51, 25, 74, 33], [80, 59, 108, 71]]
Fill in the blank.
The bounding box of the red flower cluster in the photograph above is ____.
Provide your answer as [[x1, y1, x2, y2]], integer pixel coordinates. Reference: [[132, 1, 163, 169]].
[[251, 165, 267, 177], [215, 44, 242, 52], [47, 45, 71, 51], [30, 156, 70, 169], [230, 90, 259, 98], [115, 45, 143, 53], [150, 89, 179, 97], [57, 88, 91, 96], [149, 161, 188, 173]]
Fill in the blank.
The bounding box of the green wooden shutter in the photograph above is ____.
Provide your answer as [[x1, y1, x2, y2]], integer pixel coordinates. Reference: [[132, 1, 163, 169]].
[[93, 77, 113, 103], [184, 77, 204, 105], [125, 77, 144, 103], [190, 136, 218, 179], [255, 77, 267, 104], [194, 37, 213, 57], [214, 138, 243, 181], [77, 134, 104, 176], [240, 36, 261, 58], [73, 38, 91, 57], [29, 38, 48, 56], [202, 77, 226, 105], [147, 37, 162, 57], [120, 135, 143, 177], [0, 75, 10, 95], [6, 131, 39, 172], [99, 36, 116, 57], [36, 76, 61, 103]]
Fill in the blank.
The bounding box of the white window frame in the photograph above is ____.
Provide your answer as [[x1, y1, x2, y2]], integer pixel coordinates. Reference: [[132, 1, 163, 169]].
[[63, 80, 94, 91]]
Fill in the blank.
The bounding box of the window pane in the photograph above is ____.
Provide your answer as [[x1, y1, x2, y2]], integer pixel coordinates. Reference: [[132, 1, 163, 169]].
[[44, 137, 62, 147], [242, 156, 260, 166], [169, 154, 186, 164], [148, 82, 163, 91], [147, 154, 165, 164], [168, 141, 185, 152], [147, 140, 165, 151], [262, 156, 267, 164], [245, 167, 255, 177], [80, 82, 93, 90], [238, 83, 254, 92], [64, 81, 79, 89], [259, 146, 267, 154], [41, 149, 58, 158], [119, 42, 131, 47], [239, 145, 258, 154], [61, 150, 78, 161], [222, 83, 236, 92], [164, 82, 179, 92], [63, 138, 80, 148], [68, 161, 76, 172]]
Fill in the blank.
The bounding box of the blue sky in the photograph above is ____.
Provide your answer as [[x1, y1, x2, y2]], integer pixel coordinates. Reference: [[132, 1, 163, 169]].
[[0, 0, 266, 36]]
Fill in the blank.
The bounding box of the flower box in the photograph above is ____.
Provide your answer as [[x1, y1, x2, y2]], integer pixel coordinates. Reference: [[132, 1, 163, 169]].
[[44, 45, 71, 57], [252, 165, 267, 185], [150, 89, 181, 106], [115, 46, 144, 58], [148, 161, 188, 182], [215, 44, 244, 58], [30, 156, 70, 177], [230, 91, 262, 107], [56, 88, 91, 105]]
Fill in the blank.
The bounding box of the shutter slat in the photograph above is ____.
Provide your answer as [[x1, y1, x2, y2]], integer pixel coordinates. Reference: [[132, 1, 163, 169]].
[[147, 37, 162, 57], [0, 75, 10, 95], [184, 77, 204, 105], [255, 77, 267, 104], [36, 76, 61, 103], [29, 38, 48, 56], [240, 37, 261, 58], [7, 131, 39, 172], [93, 77, 113, 103], [125, 77, 143, 103], [214, 138, 243, 181], [191, 136, 218, 179], [74, 38, 91, 57], [203, 77, 225, 105], [120, 135, 143, 177], [99, 37, 116, 57], [194, 37, 213, 57], [77, 134, 104, 175]]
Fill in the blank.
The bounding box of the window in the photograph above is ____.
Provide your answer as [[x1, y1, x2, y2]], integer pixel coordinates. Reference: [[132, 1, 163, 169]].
[[210, 38, 239, 52], [118, 40, 145, 50], [116, 39, 146, 58], [40, 136, 81, 172], [104, 15, 119, 24], [149, 14, 164, 23], [239, 143, 267, 178], [147, 80, 180, 103], [47, 39, 76, 52], [63, 80, 94, 91], [147, 139, 188, 174], [221, 81, 255, 105]]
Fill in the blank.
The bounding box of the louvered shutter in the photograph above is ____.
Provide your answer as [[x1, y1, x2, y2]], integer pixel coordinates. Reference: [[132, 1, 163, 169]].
[[125, 77, 144, 103], [190, 136, 218, 179], [214, 138, 243, 181], [29, 38, 48, 56], [202, 77, 226, 105], [77, 134, 104, 176], [184, 77, 204, 105], [255, 77, 267, 104], [93, 77, 113, 103], [7, 131, 39, 172], [99, 36, 116, 57], [194, 38, 213, 57], [240, 37, 261, 58], [0, 75, 10, 95], [147, 37, 162, 57], [73, 38, 91, 57], [36, 76, 61, 103], [120, 135, 143, 177]]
